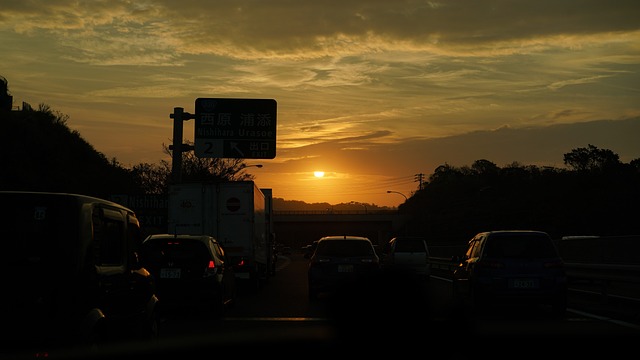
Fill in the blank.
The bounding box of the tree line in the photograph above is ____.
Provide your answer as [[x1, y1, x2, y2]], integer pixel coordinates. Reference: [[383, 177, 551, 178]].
[[401, 149, 640, 242]]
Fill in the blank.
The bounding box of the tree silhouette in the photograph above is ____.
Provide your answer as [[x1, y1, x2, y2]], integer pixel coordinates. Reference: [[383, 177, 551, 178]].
[[161, 141, 256, 184], [563, 144, 621, 172]]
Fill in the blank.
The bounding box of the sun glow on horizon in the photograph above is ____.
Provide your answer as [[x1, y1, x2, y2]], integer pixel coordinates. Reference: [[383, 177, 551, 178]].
[[313, 171, 325, 178]]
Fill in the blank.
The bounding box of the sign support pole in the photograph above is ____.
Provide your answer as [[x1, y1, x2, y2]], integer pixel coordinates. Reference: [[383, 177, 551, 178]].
[[170, 107, 195, 184]]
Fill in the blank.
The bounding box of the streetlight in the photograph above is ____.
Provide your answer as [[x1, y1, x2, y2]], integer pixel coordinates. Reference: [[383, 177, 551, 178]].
[[386, 190, 408, 201]]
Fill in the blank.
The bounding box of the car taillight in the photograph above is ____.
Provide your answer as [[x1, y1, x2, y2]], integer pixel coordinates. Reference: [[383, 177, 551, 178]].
[[204, 260, 217, 277]]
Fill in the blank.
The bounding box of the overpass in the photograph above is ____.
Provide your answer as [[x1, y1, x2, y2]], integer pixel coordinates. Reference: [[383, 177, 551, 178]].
[[272, 210, 410, 250], [112, 194, 411, 246]]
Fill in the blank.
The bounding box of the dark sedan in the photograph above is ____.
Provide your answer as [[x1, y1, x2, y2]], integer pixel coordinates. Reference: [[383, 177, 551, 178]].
[[452, 230, 568, 316], [140, 234, 237, 319], [307, 235, 380, 300]]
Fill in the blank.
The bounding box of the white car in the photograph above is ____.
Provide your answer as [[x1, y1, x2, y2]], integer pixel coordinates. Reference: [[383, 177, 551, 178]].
[[381, 236, 431, 279]]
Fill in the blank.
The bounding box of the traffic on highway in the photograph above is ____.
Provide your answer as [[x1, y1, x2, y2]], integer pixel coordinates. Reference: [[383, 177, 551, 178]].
[[123, 250, 640, 357]]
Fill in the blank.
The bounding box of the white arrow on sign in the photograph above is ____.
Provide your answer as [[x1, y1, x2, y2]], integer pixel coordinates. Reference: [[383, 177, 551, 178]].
[[230, 142, 245, 157]]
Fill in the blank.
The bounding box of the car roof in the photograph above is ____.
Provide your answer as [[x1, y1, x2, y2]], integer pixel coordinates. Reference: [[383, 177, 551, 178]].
[[318, 235, 371, 242], [144, 234, 217, 243], [390, 236, 426, 241], [482, 230, 550, 236]]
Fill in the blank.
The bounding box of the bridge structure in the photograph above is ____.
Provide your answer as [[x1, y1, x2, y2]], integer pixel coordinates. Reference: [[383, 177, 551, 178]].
[[272, 210, 411, 250]]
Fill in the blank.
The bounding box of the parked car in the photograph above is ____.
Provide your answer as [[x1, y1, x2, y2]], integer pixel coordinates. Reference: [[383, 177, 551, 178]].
[[452, 230, 568, 315], [307, 235, 380, 300], [381, 236, 431, 279], [140, 234, 237, 319], [0, 191, 160, 358]]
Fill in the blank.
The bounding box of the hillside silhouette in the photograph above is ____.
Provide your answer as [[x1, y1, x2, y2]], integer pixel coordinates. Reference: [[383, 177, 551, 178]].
[[1, 104, 138, 198]]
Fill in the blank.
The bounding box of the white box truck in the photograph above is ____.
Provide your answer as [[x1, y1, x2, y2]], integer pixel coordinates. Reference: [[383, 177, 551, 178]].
[[168, 181, 271, 288]]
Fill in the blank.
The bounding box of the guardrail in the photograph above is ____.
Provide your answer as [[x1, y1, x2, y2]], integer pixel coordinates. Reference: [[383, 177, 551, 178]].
[[428, 256, 640, 304], [564, 263, 640, 284]]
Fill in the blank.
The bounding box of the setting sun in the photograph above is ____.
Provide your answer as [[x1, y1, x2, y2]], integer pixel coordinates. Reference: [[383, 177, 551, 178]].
[[313, 171, 325, 178]]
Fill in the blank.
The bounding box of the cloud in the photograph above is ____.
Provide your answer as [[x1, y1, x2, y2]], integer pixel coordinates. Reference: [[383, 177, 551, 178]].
[[4, 1, 640, 62]]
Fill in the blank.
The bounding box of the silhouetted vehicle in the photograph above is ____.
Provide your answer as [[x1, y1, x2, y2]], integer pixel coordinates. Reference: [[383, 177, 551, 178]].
[[307, 235, 380, 300], [381, 236, 431, 279], [0, 191, 160, 358], [303, 240, 319, 258], [140, 234, 237, 319], [452, 230, 568, 315]]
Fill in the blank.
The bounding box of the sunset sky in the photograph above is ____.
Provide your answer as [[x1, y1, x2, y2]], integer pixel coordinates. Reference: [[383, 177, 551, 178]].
[[2, 1, 639, 207]]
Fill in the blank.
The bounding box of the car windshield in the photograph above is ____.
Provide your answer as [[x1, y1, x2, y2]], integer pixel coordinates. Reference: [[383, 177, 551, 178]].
[[484, 234, 558, 258], [316, 240, 374, 257]]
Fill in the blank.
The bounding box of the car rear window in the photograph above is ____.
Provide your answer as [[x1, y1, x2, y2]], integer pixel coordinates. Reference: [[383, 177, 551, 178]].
[[316, 240, 374, 257], [394, 238, 427, 253], [142, 239, 211, 268], [484, 234, 558, 258]]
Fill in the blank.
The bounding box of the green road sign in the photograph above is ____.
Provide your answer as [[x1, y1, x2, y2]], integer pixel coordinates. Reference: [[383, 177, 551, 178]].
[[194, 98, 277, 159]]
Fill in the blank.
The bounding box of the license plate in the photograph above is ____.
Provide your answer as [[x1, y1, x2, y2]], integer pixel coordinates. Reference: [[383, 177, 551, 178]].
[[338, 265, 354, 273], [511, 279, 538, 289], [160, 268, 181, 279]]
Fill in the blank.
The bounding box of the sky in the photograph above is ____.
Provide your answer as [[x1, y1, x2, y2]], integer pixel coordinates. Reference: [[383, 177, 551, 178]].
[[2, 0, 640, 208]]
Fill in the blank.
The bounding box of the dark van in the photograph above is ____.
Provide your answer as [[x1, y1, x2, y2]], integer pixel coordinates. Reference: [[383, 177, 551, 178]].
[[0, 191, 160, 357]]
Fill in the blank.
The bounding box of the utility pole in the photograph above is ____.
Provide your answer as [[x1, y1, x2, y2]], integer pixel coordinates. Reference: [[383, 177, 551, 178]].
[[414, 173, 425, 190]]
